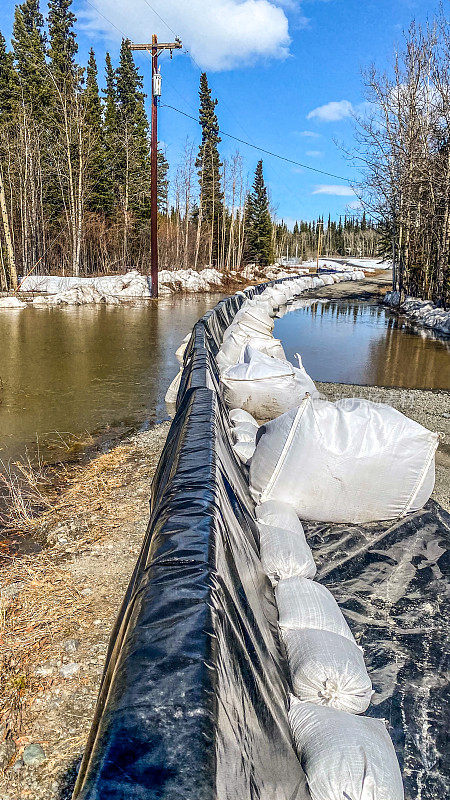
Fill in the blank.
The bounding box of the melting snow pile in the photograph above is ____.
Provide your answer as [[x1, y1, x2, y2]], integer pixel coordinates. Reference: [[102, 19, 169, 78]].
[[0, 296, 27, 309], [385, 291, 450, 336], [20, 269, 227, 304], [13, 259, 370, 308]]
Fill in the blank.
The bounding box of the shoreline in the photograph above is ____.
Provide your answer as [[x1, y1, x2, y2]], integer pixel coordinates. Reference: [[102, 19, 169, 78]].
[[384, 291, 450, 338], [1, 271, 449, 799]]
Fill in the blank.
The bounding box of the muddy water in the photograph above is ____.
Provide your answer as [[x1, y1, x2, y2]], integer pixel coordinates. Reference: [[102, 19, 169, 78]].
[[1, 295, 449, 469], [274, 300, 450, 390], [0, 294, 223, 465]]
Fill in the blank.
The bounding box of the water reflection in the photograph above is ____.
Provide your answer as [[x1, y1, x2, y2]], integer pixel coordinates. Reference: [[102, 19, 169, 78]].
[[274, 301, 450, 390], [0, 294, 223, 463]]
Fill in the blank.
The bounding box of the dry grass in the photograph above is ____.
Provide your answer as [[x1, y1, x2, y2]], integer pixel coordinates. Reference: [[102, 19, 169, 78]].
[[0, 554, 94, 741], [0, 440, 144, 740]]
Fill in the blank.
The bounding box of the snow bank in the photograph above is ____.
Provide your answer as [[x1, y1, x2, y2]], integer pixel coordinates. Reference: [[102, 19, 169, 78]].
[[18, 261, 366, 308], [385, 291, 450, 336], [344, 258, 392, 271], [21, 268, 225, 304], [0, 296, 27, 309], [299, 258, 391, 273]]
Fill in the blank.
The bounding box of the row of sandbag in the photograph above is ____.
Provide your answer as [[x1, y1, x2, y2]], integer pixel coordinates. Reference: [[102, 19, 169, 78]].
[[243, 451, 404, 800], [223, 281, 407, 799], [220, 285, 438, 524], [217, 272, 367, 372], [218, 278, 326, 426], [166, 272, 361, 407]]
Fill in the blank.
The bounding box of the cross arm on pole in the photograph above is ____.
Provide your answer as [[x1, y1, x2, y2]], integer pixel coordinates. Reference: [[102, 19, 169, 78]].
[[129, 40, 182, 56]]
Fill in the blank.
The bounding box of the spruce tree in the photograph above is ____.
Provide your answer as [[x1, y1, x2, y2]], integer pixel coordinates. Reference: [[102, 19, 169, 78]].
[[0, 32, 17, 126], [12, 0, 49, 118], [103, 53, 117, 152], [84, 48, 111, 213], [47, 0, 78, 89], [157, 146, 169, 215], [196, 72, 223, 265], [245, 160, 273, 266], [115, 39, 150, 222]]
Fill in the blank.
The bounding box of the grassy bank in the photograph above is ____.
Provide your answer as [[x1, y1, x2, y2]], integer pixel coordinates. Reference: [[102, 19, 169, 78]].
[[0, 423, 170, 799]]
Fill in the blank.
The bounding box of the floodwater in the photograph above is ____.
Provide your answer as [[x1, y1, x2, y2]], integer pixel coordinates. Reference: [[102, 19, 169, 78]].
[[0, 294, 223, 466], [274, 299, 450, 390], [1, 295, 449, 469]]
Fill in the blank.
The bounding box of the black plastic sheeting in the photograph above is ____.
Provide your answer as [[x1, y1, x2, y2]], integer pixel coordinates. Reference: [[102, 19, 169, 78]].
[[73, 278, 310, 800], [73, 279, 449, 800], [307, 501, 450, 799]]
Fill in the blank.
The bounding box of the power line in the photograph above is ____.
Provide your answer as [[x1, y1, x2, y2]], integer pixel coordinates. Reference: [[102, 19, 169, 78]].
[[135, 1, 355, 188], [85, 0, 353, 184], [162, 104, 353, 182], [84, 0, 128, 38], [140, 0, 178, 38]]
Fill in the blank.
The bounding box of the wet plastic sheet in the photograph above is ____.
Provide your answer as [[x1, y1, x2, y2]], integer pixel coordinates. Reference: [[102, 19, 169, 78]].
[[73, 278, 310, 800], [304, 500, 450, 799]]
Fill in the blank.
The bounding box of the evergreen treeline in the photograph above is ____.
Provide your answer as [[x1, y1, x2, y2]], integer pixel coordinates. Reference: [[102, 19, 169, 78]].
[[0, 2, 380, 289], [274, 213, 380, 262], [0, 0, 169, 288]]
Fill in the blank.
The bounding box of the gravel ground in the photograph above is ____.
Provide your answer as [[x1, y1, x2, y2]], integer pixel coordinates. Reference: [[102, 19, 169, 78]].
[[1, 269, 448, 799], [0, 423, 170, 800]]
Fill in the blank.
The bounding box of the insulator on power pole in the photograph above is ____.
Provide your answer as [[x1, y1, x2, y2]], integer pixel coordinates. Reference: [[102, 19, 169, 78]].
[[153, 70, 162, 97]]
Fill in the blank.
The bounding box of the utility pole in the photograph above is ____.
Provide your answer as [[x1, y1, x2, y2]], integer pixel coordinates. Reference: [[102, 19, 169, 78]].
[[129, 36, 182, 298]]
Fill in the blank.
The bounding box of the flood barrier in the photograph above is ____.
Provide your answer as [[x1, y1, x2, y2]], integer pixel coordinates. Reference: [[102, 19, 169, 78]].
[[73, 278, 449, 800]]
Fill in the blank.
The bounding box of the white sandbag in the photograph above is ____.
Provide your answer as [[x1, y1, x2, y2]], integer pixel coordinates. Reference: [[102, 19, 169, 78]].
[[165, 369, 182, 404], [257, 519, 316, 585], [275, 576, 355, 642], [288, 699, 404, 800], [282, 628, 372, 713], [175, 333, 191, 366], [232, 304, 274, 335], [232, 440, 256, 466], [216, 328, 285, 372], [250, 396, 438, 523], [239, 297, 274, 319], [255, 499, 304, 531], [260, 286, 289, 307], [221, 346, 318, 420], [231, 422, 258, 444], [229, 408, 259, 428], [271, 287, 290, 306]]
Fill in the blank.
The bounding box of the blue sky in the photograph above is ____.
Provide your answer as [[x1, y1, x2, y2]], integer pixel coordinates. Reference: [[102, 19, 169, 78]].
[[0, 0, 440, 225]]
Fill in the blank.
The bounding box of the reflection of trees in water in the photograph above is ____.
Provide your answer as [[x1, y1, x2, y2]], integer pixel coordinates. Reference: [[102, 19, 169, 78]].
[[277, 300, 449, 389], [366, 321, 450, 389]]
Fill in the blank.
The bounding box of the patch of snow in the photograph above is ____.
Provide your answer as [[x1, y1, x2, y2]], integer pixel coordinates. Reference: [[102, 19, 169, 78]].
[[0, 296, 27, 309], [385, 291, 450, 336]]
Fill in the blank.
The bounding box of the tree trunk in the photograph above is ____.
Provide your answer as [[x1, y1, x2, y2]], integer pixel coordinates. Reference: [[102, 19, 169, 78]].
[[0, 166, 18, 290]]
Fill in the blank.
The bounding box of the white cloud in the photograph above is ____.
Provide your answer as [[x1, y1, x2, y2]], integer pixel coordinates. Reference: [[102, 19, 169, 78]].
[[80, 0, 291, 71], [313, 185, 356, 196], [307, 100, 353, 122], [306, 150, 323, 157], [297, 130, 321, 138], [348, 200, 363, 210]]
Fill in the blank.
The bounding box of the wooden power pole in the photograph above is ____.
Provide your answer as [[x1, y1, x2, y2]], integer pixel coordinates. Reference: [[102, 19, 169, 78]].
[[129, 36, 182, 298]]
